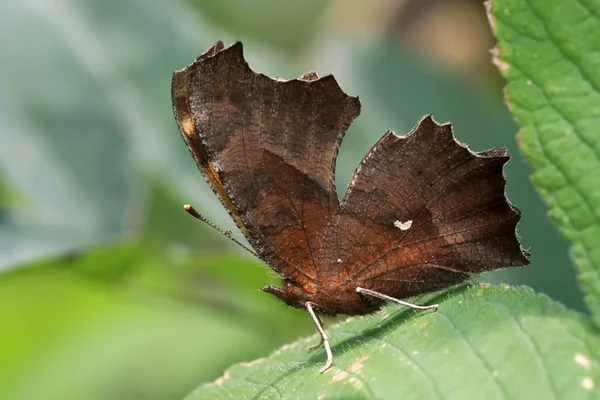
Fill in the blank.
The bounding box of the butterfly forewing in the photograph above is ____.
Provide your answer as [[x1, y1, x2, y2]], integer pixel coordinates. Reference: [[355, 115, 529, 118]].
[[172, 42, 360, 288]]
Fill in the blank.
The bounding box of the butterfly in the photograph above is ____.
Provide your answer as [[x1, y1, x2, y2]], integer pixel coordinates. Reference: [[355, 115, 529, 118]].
[[171, 41, 530, 373]]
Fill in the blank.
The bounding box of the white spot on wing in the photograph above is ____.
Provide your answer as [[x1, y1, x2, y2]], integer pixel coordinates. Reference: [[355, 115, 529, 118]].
[[394, 220, 413, 230]]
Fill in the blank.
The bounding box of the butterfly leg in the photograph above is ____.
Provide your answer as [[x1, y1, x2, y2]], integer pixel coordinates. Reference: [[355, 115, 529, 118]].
[[307, 337, 323, 351], [305, 301, 333, 373], [306, 306, 325, 351], [356, 287, 439, 311]]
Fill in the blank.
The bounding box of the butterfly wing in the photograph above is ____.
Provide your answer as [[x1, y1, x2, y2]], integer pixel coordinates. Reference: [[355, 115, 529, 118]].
[[333, 116, 529, 297], [172, 42, 360, 288]]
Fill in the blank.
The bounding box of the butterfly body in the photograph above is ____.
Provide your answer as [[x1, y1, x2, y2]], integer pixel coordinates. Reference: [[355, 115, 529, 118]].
[[262, 279, 384, 316]]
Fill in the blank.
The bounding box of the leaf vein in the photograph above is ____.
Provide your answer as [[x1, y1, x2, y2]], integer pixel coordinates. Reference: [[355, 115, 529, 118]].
[[436, 310, 510, 399]]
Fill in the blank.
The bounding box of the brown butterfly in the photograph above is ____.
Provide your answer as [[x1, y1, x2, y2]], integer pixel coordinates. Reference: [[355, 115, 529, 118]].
[[171, 41, 530, 373]]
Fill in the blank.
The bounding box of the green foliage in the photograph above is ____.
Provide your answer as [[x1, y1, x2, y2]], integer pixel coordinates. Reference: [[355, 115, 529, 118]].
[[488, 0, 600, 324], [189, 285, 599, 399], [188, 0, 329, 53], [0, 243, 310, 400]]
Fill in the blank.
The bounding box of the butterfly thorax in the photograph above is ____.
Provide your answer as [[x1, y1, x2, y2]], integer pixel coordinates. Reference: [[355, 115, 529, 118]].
[[261, 278, 384, 316]]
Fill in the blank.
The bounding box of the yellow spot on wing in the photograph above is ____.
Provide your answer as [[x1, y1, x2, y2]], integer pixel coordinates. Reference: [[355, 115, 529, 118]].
[[181, 116, 195, 136]]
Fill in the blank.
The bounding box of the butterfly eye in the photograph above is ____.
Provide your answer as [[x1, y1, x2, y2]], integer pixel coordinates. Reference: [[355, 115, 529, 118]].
[[283, 278, 299, 287]]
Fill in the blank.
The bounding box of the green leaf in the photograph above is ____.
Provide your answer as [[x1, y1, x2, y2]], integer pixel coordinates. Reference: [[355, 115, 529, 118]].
[[187, 0, 330, 53], [187, 285, 599, 400], [488, 0, 600, 323], [0, 243, 311, 400]]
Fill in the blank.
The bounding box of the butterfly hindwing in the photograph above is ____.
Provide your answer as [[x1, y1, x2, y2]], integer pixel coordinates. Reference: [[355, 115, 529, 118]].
[[333, 116, 529, 299]]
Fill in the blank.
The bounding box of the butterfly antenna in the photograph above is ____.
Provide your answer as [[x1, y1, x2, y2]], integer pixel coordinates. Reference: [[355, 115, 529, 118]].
[[183, 204, 259, 258]]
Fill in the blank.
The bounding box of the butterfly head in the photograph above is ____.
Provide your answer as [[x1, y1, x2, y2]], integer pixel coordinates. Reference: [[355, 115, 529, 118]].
[[260, 280, 315, 310]]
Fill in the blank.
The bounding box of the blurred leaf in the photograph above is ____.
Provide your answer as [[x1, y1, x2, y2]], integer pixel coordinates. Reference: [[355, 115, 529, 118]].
[[143, 178, 228, 250], [0, 242, 311, 400], [188, 0, 329, 53], [0, 1, 147, 270], [187, 285, 599, 400], [0, 0, 195, 270], [489, 0, 600, 324], [0, 0, 312, 272], [311, 40, 584, 311], [43, 240, 311, 341]]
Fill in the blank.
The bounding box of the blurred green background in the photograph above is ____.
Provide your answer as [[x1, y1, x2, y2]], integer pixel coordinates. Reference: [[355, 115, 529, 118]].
[[0, 0, 586, 399]]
